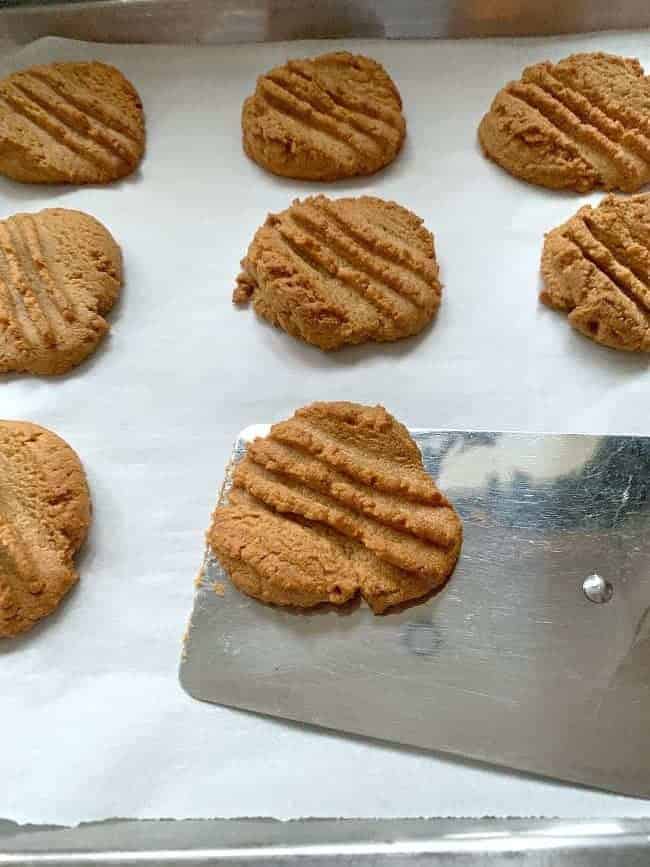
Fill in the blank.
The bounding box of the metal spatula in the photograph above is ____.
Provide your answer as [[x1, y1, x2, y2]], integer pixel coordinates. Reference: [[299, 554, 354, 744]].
[[180, 427, 650, 799]]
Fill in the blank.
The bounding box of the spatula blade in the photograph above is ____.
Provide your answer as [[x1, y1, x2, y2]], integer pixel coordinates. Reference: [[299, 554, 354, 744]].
[[180, 428, 650, 798]]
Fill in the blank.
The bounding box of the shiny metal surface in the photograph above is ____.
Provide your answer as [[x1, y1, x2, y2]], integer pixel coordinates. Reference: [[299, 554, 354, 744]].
[[583, 573, 614, 604], [181, 428, 650, 799], [2, 0, 650, 45], [3, 817, 650, 865]]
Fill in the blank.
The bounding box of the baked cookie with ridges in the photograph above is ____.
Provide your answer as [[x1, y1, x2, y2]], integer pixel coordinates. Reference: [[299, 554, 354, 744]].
[[242, 51, 405, 181], [0, 208, 122, 375], [208, 402, 462, 613], [541, 193, 650, 351], [234, 195, 441, 350], [479, 52, 650, 193], [0, 61, 145, 184], [0, 421, 90, 638]]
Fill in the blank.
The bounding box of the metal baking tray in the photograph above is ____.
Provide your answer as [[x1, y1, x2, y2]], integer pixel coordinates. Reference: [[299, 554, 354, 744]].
[[3, 817, 650, 865], [3, 1, 650, 863], [2, 0, 650, 46]]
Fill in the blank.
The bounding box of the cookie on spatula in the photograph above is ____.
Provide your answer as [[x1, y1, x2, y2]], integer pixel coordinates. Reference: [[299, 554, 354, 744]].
[[208, 402, 462, 614]]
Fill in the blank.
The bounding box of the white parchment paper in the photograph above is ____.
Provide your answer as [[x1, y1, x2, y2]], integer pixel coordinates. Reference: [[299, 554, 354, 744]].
[[2, 32, 650, 825]]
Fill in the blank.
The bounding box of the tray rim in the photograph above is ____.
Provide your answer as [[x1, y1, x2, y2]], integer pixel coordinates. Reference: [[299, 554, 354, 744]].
[[3, 816, 650, 864], [3, 0, 650, 46]]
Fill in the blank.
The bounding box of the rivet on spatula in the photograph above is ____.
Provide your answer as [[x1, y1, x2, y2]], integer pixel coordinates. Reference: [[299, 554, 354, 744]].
[[583, 573, 613, 604]]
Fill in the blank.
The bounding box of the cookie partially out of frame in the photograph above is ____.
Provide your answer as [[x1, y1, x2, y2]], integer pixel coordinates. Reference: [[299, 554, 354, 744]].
[[479, 52, 650, 193], [242, 51, 405, 181], [0, 208, 122, 375], [541, 193, 650, 351], [0, 61, 145, 184], [0, 421, 90, 638], [234, 194, 441, 350], [208, 402, 462, 614]]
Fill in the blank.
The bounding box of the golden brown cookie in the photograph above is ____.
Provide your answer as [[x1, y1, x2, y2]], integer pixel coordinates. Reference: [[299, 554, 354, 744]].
[[0, 61, 145, 184], [234, 195, 441, 350], [0, 421, 90, 638], [208, 402, 462, 614], [0, 207, 122, 375], [241, 51, 405, 181], [541, 193, 650, 351], [479, 52, 650, 193]]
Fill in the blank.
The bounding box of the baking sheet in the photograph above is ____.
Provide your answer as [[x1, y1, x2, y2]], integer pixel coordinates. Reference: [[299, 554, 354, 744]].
[[2, 32, 650, 827]]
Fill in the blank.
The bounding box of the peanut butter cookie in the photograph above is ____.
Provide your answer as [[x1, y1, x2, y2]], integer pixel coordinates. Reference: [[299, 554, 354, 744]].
[[242, 51, 405, 181], [0, 61, 145, 184], [479, 52, 650, 193], [234, 195, 441, 350], [0, 208, 122, 375], [208, 402, 462, 614], [0, 421, 90, 638], [541, 193, 650, 351]]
